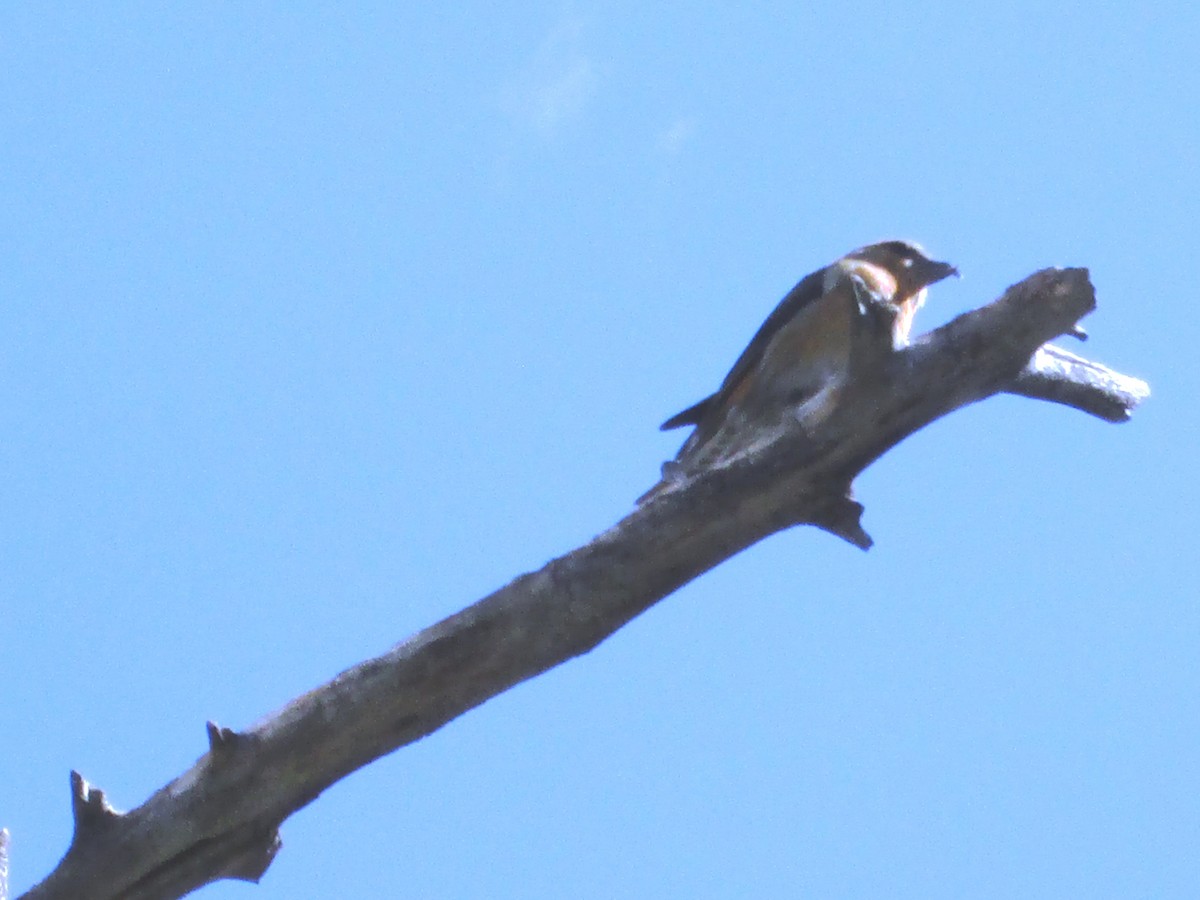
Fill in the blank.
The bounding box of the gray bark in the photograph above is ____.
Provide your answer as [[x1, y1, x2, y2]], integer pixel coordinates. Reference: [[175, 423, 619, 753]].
[[20, 267, 1148, 900]]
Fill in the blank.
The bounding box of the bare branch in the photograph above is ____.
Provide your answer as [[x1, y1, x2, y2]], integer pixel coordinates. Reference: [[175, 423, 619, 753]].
[[2, 828, 10, 900], [21, 267, 1146, 900], [1005, 343, 1150, 422]]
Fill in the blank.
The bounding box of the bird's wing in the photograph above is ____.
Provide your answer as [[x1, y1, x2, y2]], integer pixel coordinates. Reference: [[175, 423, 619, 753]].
[[659, 267, 828, 430]]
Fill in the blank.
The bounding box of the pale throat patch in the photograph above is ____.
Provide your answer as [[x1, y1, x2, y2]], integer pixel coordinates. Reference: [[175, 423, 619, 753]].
[[823, 258, 899, 301]]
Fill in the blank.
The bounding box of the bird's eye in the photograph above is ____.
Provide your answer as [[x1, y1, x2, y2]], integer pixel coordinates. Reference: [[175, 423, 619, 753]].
[[901, 257, 915, 268]]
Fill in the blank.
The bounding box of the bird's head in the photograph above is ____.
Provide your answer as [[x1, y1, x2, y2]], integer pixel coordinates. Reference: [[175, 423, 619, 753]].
[[847, 240, 959, 297], [835, 240, 958, 346]]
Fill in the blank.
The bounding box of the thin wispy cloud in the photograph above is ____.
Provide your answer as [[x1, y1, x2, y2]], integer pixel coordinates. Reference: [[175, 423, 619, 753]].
[[655, 117, 696, 157], [501, 17, 597, 137]]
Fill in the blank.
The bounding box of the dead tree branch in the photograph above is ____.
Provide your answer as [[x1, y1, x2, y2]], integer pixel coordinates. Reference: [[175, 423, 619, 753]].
[[21, 267, 1148, 900], [2, 829, 10, 900], [1006, 342, 1149, 421]]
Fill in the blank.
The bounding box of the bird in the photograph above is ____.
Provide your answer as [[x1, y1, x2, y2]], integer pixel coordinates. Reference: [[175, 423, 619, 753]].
[[639, 240, 958, 503]]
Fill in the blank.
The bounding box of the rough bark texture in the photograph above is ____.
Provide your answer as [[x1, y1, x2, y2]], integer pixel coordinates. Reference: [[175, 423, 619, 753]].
[[19, 267, 1148, 900], [1, 828, 10, 900]]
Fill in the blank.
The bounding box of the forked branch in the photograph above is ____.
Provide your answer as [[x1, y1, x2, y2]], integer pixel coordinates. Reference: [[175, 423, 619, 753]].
[[20, 267, 1148, 900]]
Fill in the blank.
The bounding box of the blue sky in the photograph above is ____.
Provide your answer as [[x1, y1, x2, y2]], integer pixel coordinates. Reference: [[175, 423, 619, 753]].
[[1, 4, 1196, 898]]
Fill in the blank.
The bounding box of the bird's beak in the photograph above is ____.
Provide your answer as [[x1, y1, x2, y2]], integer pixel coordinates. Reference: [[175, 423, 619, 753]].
[[920, 259, 959, 287]]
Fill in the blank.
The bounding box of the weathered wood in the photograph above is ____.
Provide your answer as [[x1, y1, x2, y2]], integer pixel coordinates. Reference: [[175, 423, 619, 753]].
[[1, 828, 10, 900], [22, 267, 1148, 900]]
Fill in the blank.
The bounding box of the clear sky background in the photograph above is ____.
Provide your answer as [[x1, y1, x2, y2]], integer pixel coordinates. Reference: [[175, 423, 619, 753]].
[[1, 4, 1195, 898]]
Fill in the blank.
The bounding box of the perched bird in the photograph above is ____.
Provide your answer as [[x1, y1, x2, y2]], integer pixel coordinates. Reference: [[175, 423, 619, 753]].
[[640, 240, 957, 502]]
